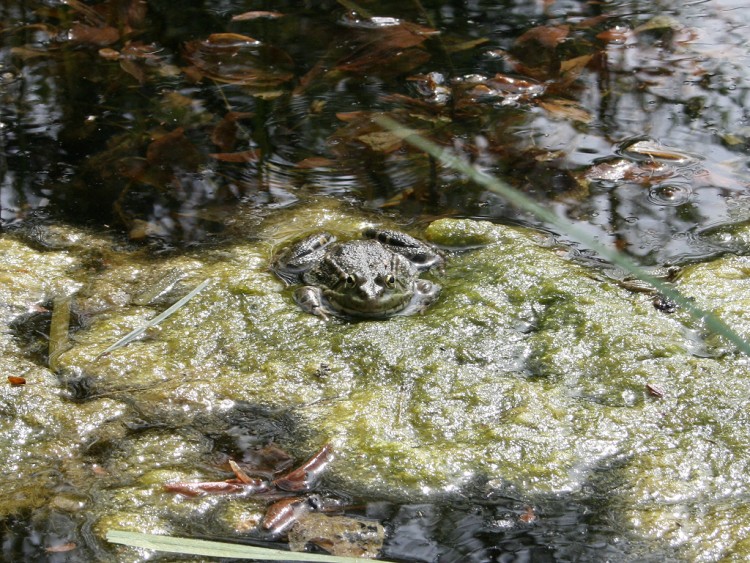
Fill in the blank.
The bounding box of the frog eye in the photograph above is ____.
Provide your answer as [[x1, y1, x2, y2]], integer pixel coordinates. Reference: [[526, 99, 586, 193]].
[[344, 274, 357, 287], [384, 274, 396, 287]]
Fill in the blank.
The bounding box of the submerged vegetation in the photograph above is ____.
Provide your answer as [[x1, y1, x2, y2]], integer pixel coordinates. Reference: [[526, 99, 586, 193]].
[[2, 0, 750, 561], [3, 0, 749, 261]]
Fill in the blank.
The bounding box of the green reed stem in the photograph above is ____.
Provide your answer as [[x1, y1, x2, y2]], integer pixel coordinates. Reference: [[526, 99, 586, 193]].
[[376, 115, 750, 356]]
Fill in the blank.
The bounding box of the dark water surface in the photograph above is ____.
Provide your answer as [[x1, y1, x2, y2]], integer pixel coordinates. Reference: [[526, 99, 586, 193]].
[[2, 1, 750, 561], [2, 0, 749, 262]]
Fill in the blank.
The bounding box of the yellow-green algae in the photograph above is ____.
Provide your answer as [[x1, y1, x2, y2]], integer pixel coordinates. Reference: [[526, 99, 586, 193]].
[[2, 202, 750, 560]]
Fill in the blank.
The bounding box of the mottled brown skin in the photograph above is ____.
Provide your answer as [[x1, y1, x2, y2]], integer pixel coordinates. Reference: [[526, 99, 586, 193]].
[[273, 229, 443, 320]]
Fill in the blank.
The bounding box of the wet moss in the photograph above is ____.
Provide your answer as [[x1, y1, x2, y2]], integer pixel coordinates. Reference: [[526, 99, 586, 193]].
[[2, 206, 750, 559]]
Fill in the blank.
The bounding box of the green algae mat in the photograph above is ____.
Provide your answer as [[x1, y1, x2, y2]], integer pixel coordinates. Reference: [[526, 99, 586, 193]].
[[2, 203, 750, 560]]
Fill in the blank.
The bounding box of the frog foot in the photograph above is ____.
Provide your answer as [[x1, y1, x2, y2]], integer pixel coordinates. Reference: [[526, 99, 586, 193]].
[[294, 286, 329, 320]]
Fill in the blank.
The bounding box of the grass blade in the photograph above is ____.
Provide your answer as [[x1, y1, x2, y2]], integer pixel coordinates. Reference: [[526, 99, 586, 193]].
[[48, 295, 72, 371], [99, 278, 211, 357], [376, 115, 750, 356], [106, 530, 383, 562]]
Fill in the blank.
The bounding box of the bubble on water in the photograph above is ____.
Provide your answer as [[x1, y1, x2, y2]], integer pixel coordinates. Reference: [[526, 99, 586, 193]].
[[647, 183, 693, 206]]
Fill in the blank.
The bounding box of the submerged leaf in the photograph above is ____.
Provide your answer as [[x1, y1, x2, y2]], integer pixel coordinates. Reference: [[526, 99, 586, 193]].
[[119, 58, 145, 83], [539, 99, 592, 124], [232, 11, 284, 21], [516, 24, 569, 48], [209, 150, 261, 163], [355, 131, 407, 153], [98, 47, 120, 60], [634, 15, 682, 34], [146, 127, 205, 179], [164, 480, 269, 496], [211, 112, 254, 151], [11, 46, 51, 60], [337, 45, 430, 75], [183, 34, 293, 90], [205, 32, 261, 45], [336, 21, 437, 75], [295, 157, 338, 169], [559, 54, 593, 77], [66, 23, 119, 46], [444, 37, 490, 53], [619, 139, 699, 164], [331, 113, 412, 153]]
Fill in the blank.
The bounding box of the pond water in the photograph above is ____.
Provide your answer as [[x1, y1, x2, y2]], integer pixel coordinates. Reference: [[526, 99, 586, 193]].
[[2, 1, 750, 561], [2, 0, 749, 262]]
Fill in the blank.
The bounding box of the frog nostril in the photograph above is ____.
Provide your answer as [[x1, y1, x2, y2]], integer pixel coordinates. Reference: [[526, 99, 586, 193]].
[[358, 281, 382, 300]]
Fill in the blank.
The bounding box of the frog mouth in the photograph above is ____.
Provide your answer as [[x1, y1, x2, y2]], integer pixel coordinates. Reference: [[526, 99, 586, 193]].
[[323, 283, 440, 319], [324, 290, 412, 318]]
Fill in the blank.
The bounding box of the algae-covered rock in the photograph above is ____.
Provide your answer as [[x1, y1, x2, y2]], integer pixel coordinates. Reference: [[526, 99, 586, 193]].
[[3, 203, 750, 560]]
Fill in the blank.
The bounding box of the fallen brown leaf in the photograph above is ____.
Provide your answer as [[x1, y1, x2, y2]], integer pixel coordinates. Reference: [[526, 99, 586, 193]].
[[273, 444, 334, 492], [164, 480, 269, 496], [119, 58, 145, 83], [560, 54, 593, 77], [183, 34, 293, 88], [597, 26, 633, 43], [295, 157, 337, 169], [45, 543, 77, 553], [209, 149, 261, 163], [232, 11, 284, 21], [516, 25, 569, 48], [335, 21, 437, 74], [211, 112, 254, 151], [98, 47, 120, 60], [67, 23, 119, 46], [206, 32, 260, 44], [539, 99, 592, 124]]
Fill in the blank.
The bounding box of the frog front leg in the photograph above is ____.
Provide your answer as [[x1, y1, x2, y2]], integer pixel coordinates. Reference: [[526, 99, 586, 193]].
[[272, 233, 337, 285], [293, 286, 330, 320], [405, 279, 441, 315]]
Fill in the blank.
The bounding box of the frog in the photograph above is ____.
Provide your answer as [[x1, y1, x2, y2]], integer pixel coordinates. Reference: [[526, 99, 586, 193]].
[[272, 228, 443, 320]]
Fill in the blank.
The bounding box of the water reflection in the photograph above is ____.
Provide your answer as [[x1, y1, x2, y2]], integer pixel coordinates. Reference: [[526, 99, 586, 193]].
[[0, 0, 749, 260]]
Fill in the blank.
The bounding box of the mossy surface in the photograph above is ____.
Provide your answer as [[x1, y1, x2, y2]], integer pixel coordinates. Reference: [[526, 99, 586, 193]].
[[2, 203, 750, 559]]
